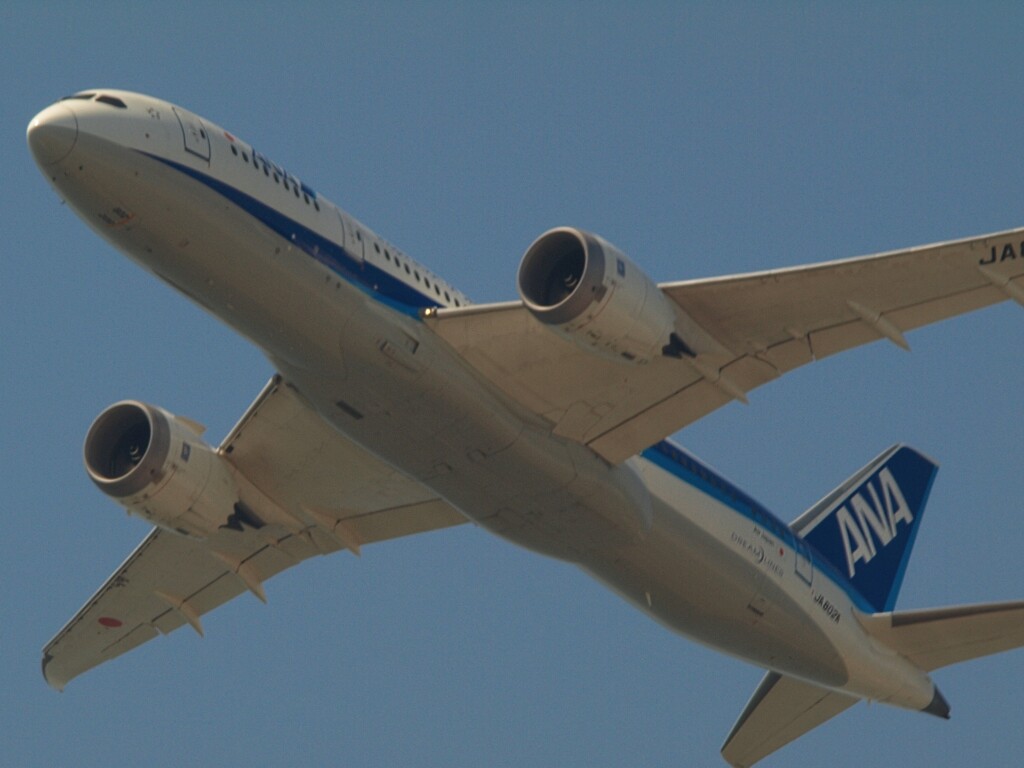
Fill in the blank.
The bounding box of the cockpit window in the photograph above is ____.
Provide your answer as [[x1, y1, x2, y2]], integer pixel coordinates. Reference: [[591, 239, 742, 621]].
[[60, 93, 127, 109], [96, 95, 127, 109]]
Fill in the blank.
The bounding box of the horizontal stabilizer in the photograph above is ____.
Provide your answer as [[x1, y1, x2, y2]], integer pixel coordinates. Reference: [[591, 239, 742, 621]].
[[721, 671, 857, 768], [860, 600, 1024, 672]]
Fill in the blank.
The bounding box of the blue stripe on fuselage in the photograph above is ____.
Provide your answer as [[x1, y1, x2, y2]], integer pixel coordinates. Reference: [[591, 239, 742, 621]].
[[141, 152, 438, 317], [641, 441, 875, 612]]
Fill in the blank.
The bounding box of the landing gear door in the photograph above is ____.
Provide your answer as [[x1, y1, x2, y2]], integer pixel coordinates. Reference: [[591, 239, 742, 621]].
[[173, 106, 211, 162]]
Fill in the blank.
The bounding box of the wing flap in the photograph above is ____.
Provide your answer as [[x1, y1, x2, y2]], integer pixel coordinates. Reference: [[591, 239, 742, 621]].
[[721, 671, 857, 768], [587, 379, 732, 463], [886, 283, 1004, 334], [756, 334, 814, 375], [342, 499, 467, 542], [807, 318, 880, 359]]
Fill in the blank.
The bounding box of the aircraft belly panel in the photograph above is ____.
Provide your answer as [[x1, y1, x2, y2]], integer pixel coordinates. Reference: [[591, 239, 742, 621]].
[[581, 495, 847, 687]]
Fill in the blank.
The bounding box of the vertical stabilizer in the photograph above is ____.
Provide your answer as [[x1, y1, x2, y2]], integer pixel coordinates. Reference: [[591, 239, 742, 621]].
[[791, 445, 938, 612]]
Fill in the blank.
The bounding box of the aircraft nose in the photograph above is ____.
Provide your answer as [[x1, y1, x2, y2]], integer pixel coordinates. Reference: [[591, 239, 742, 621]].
[[27, 103, 79, 165]]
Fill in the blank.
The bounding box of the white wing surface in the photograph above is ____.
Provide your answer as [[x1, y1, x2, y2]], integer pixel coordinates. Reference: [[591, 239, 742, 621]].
[[860, 600, 1024, 672], [720, 672, 857, 768], [427, 228, 1024, 463], [42, 377, 466, 689]]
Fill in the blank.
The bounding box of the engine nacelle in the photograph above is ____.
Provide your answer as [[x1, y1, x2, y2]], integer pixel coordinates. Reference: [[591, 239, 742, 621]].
[[84, 401, 240, 538], [517, 227, 683, 364]]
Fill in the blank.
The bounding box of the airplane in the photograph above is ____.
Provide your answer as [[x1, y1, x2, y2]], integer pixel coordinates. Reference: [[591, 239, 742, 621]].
[[27, 89, 1024, 767]]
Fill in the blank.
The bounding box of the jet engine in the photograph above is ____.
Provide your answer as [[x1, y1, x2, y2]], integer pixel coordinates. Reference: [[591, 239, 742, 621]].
[[517, 227, 689, 364], [84, 401, 242, 538]]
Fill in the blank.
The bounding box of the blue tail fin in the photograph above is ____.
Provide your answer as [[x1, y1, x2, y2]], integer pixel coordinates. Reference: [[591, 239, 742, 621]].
[[791, 445, 938, 612]]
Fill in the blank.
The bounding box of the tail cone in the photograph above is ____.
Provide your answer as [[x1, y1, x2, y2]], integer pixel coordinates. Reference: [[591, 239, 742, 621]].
[[923, 686, 951, 719]]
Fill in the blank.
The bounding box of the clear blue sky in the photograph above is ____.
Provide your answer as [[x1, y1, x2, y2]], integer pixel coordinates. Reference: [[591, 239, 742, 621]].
[[3, 4, 1022, 766]]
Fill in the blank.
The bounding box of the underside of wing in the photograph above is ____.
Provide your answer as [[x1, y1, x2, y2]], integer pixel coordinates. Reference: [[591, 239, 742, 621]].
[[42, 377, 466, 689], [220, 377, 467, 544], [42, 524, 323, 690], [427, 228, 1024, 463], [425, 300, 720, 460], [721, 672, 858, 768]]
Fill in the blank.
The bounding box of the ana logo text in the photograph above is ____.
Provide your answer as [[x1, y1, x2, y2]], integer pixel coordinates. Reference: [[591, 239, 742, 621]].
[[835, 468, 913, 578]]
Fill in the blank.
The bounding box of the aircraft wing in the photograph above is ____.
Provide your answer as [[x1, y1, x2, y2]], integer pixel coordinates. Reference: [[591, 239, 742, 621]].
[[720, 671, 858, 768], [427, 228, 1024, 463], [42, 377, 467, 690]]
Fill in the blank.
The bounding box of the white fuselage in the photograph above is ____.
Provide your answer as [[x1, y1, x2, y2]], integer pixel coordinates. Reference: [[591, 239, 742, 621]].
[[28, 91, 939, 712]]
